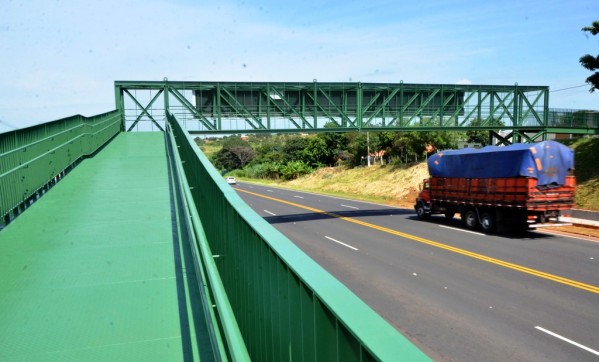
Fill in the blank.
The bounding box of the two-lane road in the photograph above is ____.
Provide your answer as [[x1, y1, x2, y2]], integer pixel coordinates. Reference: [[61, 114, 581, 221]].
[[234, 182, 599, 361]]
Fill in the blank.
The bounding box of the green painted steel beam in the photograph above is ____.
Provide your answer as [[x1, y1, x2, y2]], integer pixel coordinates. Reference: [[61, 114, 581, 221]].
[[115, 80, 598, 138], [547, 127, 599, 134]]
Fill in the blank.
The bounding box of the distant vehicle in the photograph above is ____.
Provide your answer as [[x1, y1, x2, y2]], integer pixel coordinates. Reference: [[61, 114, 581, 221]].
[[226, 176, 236, 185], [414, 141, 575, 233]]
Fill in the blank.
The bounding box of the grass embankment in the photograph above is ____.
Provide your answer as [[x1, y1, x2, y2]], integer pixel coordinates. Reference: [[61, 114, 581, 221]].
[[241, 137, 599, 212], [286, 163, 429, 208], [241, 163, 429, 209], [562, 137, 599, 211]]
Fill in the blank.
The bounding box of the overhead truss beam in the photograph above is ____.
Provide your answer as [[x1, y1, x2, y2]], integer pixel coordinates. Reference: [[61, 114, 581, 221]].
[[114, 80, 598, 140]]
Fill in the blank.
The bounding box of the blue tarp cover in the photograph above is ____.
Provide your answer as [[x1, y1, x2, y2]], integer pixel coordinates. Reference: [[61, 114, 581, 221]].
[[427, 140, 574, 186]]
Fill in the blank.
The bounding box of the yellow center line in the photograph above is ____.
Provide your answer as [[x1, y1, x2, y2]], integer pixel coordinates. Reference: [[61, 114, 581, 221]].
[[238, 188, 599, 294]]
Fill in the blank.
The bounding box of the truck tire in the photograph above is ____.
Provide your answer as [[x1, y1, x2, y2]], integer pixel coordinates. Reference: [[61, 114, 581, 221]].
[[463, 210, 478, 229], [416, 202, 430, 219], [480, 212, 495, 233]]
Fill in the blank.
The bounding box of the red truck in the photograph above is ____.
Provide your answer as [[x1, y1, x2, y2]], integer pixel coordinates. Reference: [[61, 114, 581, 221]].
[[414, 141, 575, 233]]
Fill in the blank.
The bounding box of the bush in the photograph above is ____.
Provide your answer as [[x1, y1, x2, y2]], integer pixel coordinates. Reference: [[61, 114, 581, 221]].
[[230, 169, 246, 178], [243, 162, 283, 179], [280, 161, 313, 180]]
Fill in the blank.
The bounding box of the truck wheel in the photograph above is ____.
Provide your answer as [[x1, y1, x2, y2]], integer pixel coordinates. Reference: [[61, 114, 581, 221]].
[[463, 210, 478, 229], [480, 212, 495, 233], [416, 202, 430, 220], [444, 211, 456, 220]]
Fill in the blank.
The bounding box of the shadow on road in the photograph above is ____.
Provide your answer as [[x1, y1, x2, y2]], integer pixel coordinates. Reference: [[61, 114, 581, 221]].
[[405, 214, 559, 239], [263, 208, 412, 224]]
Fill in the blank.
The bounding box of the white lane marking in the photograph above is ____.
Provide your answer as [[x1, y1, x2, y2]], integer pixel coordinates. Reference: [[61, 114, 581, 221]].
[[263, 210, 276, 216], [439, 225, 485, 236], [341, 204, 359, 210], [325, 236, 359, 251], [266, 189, 273, 192], [538, 229, 599, 243], [294, 195, 304, 199], [535, 326, 599, 356]]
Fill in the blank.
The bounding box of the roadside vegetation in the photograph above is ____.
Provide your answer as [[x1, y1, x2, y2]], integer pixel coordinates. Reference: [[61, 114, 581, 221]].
[[561, 136, 599, 210], [197, 131, 599, 211]]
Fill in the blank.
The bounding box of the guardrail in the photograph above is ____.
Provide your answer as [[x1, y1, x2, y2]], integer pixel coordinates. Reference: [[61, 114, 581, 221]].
[[166, 112, 430, 361], [548, 108, 599, 130], [0, 111, 121, 225]]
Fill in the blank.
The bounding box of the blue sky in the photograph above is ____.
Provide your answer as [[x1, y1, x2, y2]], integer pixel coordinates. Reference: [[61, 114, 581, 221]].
[[1, 0, 598, 131]]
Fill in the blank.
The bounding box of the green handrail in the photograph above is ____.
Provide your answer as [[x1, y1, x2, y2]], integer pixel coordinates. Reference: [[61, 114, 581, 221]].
[[166, 111, 430, 361], [0, 111, 121, 223], [165, 121, 250, 361]]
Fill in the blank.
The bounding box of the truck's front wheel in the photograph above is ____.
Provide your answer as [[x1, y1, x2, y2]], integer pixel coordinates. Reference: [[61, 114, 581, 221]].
[[416, 202, 430, 220]]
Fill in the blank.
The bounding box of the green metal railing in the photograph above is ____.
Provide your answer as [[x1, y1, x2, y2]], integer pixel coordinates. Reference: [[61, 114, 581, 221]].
[[0, 111, 121, 224], [547, 108, 599, 134], [165, 118, 250, 361], [166, 111, 430, 361]]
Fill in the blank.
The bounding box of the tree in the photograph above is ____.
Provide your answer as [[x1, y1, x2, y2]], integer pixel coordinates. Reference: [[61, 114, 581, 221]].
[[315, 122, 344, 166], [465, 118, 505, 146], [282, 137, 308, 162], [302, 136, 331, 167], [393, 131, 459, 162], [253, 137, 285, 164], [341, 132, 367, 166], [580, 20, 599, 92], [229, 146, 256, 168], [212, 137, 255, 170]]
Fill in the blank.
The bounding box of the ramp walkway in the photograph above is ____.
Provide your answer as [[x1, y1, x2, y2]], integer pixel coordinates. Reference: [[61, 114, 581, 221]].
[[1, 112, 430, 361], [0, 133, 210, 361]]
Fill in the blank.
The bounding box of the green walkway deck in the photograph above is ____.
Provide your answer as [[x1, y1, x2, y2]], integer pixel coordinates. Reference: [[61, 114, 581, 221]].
[[0, 133, 208, 361]]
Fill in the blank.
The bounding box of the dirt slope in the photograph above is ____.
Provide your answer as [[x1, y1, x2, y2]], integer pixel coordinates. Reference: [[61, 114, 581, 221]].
[[285, 163, 429, 208]]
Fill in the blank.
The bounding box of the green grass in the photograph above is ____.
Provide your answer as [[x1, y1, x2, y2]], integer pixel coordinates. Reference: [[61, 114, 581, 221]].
[[238, 163, 428, 208], [238, 137, 599, 211], [561, 136, 599, 210]]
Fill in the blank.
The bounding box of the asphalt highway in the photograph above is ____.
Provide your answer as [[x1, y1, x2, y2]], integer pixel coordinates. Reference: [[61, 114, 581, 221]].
[[233, 182, 599, 362]]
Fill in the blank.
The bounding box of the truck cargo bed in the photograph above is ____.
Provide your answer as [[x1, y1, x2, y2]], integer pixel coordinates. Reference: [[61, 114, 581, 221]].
[[429, 176, 575, 210]]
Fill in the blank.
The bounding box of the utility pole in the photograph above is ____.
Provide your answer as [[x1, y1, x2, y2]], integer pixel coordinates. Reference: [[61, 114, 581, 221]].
[[367, 132, 371, 167]]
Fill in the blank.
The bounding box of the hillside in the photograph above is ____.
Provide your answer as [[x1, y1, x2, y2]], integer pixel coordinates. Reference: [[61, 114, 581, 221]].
[[561, 137, 599, 211], [251, 137, 599, 211], [253, 163, 429, 208]]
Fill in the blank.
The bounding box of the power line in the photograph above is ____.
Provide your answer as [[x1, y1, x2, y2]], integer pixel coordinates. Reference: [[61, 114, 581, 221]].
[[550, 84, 588, 92]]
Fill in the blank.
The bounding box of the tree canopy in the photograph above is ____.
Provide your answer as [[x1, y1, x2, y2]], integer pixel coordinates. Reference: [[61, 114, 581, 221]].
[[580, 20, 599, 92], [211, 129, 463, 180]]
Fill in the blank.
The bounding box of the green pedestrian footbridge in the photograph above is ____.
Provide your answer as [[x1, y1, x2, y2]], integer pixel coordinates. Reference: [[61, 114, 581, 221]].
[[1, 80, 597, 361]]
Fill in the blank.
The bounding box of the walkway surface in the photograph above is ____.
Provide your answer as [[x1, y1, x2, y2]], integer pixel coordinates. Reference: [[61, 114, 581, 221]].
[[0, 133, 208, 361]]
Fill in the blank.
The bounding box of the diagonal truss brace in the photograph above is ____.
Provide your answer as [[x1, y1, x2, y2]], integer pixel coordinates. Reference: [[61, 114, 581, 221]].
[[519, 90, 546, 127], [125, 89, 165, 132], [219, 88, 266, 130], [167, 87, 217, 130], [265, 88, 308, 129], [363, 88, 400, 127]]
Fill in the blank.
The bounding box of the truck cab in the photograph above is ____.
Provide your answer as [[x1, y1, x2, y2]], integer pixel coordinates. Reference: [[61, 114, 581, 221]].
[[414, 178, 431, 219]]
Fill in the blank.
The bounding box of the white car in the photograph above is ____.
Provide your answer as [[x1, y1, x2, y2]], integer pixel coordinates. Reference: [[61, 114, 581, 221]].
[[226, 176, 236, 185]]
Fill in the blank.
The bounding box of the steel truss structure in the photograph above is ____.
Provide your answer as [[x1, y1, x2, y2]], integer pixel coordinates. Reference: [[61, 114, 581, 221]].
[[115, 80, 599, 142]]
